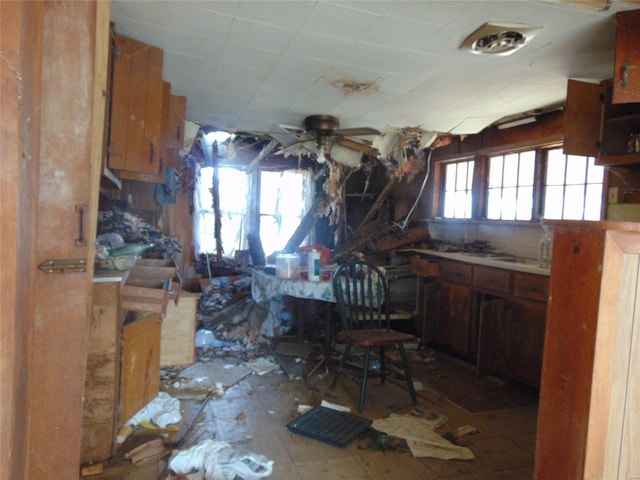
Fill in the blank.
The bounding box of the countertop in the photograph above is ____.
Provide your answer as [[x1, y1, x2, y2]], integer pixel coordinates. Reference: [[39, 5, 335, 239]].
[[399, 248, 550, 276]]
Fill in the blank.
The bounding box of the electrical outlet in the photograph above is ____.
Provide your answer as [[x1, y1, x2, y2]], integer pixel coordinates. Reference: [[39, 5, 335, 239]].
[[608, 187, 619, 204]]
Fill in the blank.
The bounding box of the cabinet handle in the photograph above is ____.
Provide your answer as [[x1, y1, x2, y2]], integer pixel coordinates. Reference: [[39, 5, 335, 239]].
[[149, 142, 154, 163], [621, 60, 629, 90], [75, 204, 88, 246], [176, 125, 181, 141]]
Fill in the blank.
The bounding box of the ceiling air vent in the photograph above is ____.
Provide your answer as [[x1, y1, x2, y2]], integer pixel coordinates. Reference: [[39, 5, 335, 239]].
[[460, 22, 542, 56]]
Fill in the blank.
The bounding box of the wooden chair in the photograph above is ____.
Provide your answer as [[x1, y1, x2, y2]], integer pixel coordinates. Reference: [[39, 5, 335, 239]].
[[330, 259, 417, 412]]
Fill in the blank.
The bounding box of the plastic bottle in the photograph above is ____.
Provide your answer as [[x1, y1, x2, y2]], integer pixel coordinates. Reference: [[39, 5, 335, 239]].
[[307, 249, 320, 281], [538, 225, 552, 268]]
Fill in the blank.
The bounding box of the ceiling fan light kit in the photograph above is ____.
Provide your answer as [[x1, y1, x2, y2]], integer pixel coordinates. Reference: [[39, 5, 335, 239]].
[[460, 21, 543, 56]]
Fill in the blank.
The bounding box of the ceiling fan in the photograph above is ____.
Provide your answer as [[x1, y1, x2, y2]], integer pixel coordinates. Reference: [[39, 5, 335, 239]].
[[276, 114, 380, 167]]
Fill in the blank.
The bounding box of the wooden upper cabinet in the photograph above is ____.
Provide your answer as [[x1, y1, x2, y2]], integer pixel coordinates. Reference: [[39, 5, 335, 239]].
[[612, 9, 640, 104], [168, 94, 187, 151], [565, 79, 640, 165], [108, 34, 165, 182], [563, 79, 602, 158]]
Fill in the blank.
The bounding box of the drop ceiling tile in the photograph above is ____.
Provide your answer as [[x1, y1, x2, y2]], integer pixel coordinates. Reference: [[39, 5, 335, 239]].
[[285, 32, 356, 63], [174, 1, 240, 17], [362, 15, 442, 51], [164, 29, 226, 60], [386, 1, 464, 26], [165, 3, 234, 38], [221, 43, 281, 71], [228, 17, 297, 52], [300, 2, 380, 41], [162, 52, 217, 81], [110, 0, 167, 26], [235, 1, 316, 30], [270, 53, 332, 81], [212, 63, 269, 97], [339, 42, 409, 73], [332, 1, 397, 16]]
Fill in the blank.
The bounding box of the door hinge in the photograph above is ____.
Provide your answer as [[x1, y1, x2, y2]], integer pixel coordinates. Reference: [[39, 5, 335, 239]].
[[39, 258, 87, 274]]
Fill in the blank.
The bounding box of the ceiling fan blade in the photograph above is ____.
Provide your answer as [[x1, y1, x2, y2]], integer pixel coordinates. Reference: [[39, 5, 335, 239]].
[[336, 127, 380, 136], [336, 138, 378, 155]]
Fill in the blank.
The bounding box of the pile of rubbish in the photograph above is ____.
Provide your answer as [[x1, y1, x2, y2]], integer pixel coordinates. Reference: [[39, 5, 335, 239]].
[[97, 210, 182, 258]]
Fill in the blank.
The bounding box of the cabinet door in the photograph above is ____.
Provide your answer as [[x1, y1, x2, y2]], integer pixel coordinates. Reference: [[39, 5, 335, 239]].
[[168, 94, 187, 151], [120, 313, 161, 424], [477, 298, 506, 379], [436, 281, 471, 355], [108, 35, 164, 179], [612, 9, 640, 104], [504, 299, 547, 388], [418, 279, 439, 344], [564, 79, 603, 157]]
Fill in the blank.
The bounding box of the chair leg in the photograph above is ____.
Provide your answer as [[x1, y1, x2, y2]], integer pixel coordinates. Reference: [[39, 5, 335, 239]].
[[379, 346, 386, 384], [359, 347, 372, 412], [398, 344, 417, 405], [331, 342, 352, 391]]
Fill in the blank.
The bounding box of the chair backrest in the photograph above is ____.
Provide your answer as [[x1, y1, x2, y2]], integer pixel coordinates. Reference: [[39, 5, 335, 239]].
[[332, 259, 390, 332]]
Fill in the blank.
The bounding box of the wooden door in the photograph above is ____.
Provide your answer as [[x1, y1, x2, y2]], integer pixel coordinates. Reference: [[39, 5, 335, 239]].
[[0, 2, 109, 478], [584, 230, 640, 478], [436, 281, 472, 355], [534, 226, 605, 480]]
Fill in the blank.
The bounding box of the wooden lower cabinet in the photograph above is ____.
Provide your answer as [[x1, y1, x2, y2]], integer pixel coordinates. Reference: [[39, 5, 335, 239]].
[[81, 279, 162, 464], [504, 299, 546, 388], [436, 281, 472, 356], [416, 257, 548, 388], [81, 280, 125, 464]]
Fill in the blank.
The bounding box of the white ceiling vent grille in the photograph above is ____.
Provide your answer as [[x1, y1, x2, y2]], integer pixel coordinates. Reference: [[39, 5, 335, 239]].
[[460, 22, 542, 56]]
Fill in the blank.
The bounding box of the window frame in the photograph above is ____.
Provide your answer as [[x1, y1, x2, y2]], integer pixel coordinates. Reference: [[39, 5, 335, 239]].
[[435, 143, 606, 223]]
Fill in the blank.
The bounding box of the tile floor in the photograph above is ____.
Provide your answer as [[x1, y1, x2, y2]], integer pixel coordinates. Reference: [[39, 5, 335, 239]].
[[155, 351, 538, 480]]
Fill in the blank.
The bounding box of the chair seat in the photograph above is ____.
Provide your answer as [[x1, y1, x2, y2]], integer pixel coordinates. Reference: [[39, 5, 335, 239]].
[[341, 329, 415, 347]]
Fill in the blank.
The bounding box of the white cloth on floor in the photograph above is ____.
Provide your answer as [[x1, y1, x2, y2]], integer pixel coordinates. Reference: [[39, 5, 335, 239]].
[[169, 439, 273, 480]]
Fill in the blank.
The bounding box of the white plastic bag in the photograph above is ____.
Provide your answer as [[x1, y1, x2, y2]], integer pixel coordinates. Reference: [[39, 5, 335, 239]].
[[126, 391, 181, 429], [169, 439, 273, 480]]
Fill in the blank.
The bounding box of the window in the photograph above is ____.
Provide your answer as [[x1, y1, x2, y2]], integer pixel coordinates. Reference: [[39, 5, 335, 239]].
[[194, 166, 312, 258], [259, 170, 312, 256], [487, 151, 536, 221], [543, 148, 604, 221], [194, 166, 249, 257], [443, 160, 474, 219]]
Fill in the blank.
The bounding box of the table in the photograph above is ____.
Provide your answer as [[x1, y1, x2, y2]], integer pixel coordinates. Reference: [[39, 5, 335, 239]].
[[251, 269, 336, 360]]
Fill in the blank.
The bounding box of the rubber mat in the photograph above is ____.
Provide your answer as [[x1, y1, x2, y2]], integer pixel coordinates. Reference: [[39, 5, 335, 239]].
[[285, 406, 372, 448]]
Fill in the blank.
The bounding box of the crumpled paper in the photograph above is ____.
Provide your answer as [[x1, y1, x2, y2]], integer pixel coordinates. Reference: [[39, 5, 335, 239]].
[[169, 439, 273, 480], [372, 414, 474, 460]]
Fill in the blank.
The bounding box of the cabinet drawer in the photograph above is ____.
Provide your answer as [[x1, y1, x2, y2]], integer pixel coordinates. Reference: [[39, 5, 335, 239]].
[[440, 261, 472, 284], [411, 257, 440, 277], [473, 266, 511, 294], [514, 272, 549, 302]]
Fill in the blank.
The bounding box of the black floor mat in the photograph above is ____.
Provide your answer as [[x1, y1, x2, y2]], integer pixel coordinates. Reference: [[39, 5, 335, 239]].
[[285, 406, 372, 448]]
